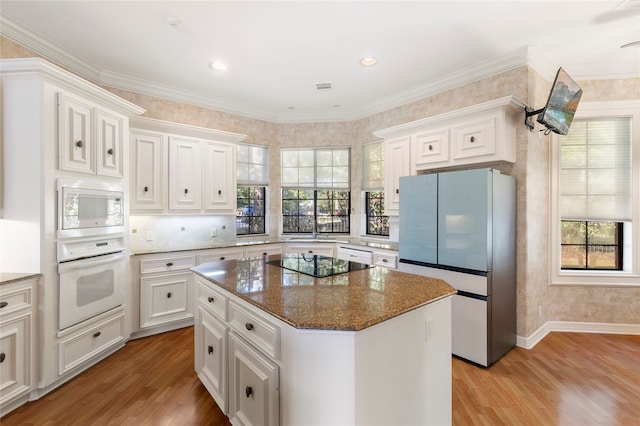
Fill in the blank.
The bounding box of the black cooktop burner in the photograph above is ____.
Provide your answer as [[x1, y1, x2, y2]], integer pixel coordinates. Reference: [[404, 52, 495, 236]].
[[266, 253, 370, 278]]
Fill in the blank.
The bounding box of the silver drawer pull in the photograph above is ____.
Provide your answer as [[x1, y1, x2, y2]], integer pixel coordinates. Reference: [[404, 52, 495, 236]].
[[245, 323, 254, 331]]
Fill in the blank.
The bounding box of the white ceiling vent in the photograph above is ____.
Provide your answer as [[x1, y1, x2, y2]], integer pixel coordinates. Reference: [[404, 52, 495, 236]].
[[316, 82, 332, 91]]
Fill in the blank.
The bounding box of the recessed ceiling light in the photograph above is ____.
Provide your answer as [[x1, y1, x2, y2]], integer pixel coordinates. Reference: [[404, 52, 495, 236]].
[[360, 57, 377, 67], [210, 61, 227, 71], [165, 16, 183, 29]]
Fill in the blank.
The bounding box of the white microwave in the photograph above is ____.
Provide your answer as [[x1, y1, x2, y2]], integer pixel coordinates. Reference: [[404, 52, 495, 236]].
[[57, 178, 125, 238]]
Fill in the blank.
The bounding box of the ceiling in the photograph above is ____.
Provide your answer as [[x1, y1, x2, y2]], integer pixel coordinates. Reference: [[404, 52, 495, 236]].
[[1, 1, 639, 123]]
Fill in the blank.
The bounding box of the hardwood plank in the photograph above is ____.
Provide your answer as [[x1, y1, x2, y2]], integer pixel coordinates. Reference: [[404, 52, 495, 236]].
[[2, 329, 639, 425]]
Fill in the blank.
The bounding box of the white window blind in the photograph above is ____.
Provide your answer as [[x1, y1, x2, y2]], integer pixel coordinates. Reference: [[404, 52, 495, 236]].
[[237, 143, 269, 185], [281, 148, 350, 189], [560, 117, 632, 221], [362, 141, 384, 190]]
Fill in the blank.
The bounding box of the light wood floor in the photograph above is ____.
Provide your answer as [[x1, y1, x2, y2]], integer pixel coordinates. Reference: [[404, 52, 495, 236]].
[[2, 328, 639, 425]]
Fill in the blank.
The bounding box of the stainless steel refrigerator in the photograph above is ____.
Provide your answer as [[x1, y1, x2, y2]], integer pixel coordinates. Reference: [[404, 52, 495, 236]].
[[398, 168, 516, 367]]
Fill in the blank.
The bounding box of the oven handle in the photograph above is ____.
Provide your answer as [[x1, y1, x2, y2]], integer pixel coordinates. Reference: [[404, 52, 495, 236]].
[[58, 251, 126, 272]]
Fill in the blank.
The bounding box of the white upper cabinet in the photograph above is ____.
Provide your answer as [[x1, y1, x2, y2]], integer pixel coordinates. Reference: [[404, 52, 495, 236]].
[[130, 131, 166, 212], [383, 136, 413, 216], [169, 136, 203, 211], [129, 117, 246, 215], [375, 96, 524, 170], [203, 141, 235, 212], [58, 93, 126, 177]]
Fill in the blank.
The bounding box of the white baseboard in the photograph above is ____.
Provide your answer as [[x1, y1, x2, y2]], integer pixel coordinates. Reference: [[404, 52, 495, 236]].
[[516, 321, 640, 350]]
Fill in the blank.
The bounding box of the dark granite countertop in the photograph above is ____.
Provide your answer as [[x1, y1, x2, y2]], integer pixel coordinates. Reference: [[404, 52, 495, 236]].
[[192, 256, 454, 331]]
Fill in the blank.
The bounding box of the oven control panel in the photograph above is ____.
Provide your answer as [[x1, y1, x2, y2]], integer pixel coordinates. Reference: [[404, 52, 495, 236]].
[[58, 235, 126, 262]]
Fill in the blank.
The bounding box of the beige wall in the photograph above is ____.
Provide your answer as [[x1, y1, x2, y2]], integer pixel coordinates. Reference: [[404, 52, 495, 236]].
[[2, 36, 638, 338]]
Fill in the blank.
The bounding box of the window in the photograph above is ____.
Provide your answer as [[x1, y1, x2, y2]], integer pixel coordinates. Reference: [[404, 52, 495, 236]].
[[561, 221, 623, 270], [362, 141, 388, 236], [550, 101, 639, 286], [236, 143, 268, 235], [281, 148, 350, 234], [236, 186, 266, 235], [365, 191, 389, 236]]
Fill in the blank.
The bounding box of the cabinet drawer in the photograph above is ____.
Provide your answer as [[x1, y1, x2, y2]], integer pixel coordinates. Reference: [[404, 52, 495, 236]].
[[229, 301, 281, 360], [0, 285, 33, 316], [373, 253, 397, 269], [59, 313, 125, 375], [286, 244, 334, 257], [140, 255, 196, 274], [244, 244, 284, 259], [337, 247, 373, 264], [197, 279, 229, 322], [198, 248, 245, 265]]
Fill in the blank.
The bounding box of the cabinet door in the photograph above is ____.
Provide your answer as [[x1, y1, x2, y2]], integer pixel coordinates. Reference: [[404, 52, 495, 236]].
[[399, 174, 438, 264], [413, 128, 449, 169], [96, 110, 124, 177], [169, 137, 202, 210], [229, 332, 279, 426], [437, 168, 490, 271], [195, 307, 228, 414], [130, 131, 165, 211], [0, 314, 30, 408], [59, 93, 94, 174], [140, 272, 194, 328], [452, 115, 496, 161], [203, 141, 236, 211], [384, 136, 412, 215]]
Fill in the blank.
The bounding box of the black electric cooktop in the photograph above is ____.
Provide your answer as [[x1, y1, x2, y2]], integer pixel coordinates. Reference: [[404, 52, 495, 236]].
[[266, 253, 370, 278]]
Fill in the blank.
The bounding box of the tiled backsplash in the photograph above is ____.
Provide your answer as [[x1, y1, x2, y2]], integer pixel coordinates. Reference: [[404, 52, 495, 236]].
[[129, 215, 237, 251]]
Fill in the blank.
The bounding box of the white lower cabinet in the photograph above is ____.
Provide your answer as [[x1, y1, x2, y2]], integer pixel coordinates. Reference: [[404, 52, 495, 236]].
[[195, 272, 452, 425], [196, 307, 228, 413], [133, 253, 197, 335], [140, 272, 194, 329], [194, 275, 280, 426], [0, 277, 36, 416], [228, 332, 279, 426]]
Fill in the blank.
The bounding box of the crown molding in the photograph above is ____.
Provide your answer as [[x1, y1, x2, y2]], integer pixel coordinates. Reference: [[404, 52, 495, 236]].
[[100, 70, 278, 123], [3, 15, 631, 124], [0, 14, 102, 82]]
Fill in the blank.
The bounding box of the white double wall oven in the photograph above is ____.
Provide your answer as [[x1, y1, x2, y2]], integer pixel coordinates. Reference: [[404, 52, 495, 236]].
[[56, 178, 128, 330]]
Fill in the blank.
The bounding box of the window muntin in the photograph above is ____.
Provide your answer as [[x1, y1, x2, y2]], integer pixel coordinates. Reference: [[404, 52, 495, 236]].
[[236, 186, 266, 235], [365, 191, 389, 236]]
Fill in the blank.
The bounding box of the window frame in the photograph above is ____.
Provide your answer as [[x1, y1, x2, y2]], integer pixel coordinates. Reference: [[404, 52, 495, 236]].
[[550, 100, 640, 287]]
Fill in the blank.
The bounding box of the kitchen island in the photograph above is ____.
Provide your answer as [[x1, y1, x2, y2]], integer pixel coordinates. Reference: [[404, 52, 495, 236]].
[[192, 254, 456, 426]]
